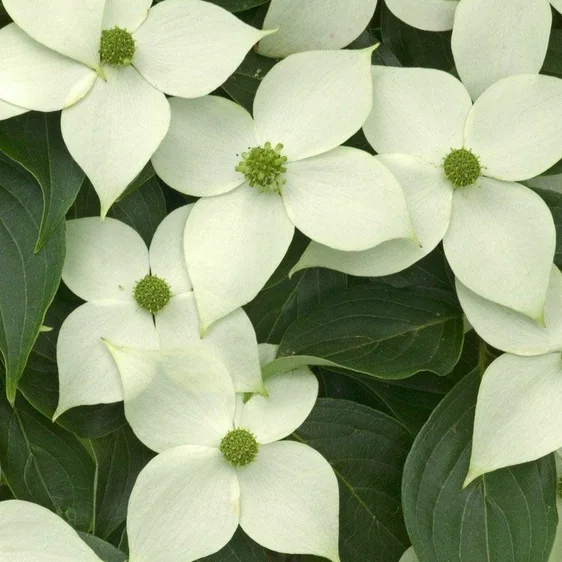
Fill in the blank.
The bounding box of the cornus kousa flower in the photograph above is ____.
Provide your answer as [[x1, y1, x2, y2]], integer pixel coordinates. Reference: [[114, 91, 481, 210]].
[[294, 67, 562, 323], [384, 0, 555, 99], [55, 206, 263, 418], [152, 49, 415, 330], [256, 0, 378, 58], [0, 0, 270, 216], [457, 266, 562, 486], [104, 343, 340, 562]]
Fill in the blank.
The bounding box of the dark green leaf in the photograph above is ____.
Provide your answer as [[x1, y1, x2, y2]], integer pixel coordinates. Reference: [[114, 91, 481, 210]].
[[19, 293, 127, 438], [380, 4, 454, 71], [245, 267, 348, 343], [402, 370, 558, 562], [78, 533, 127, 562], [222, 51, 277, 112], [91, 427, 155, 539], [0, 393, 95, 530], [543, 29, 562, 78], [274, 285, 464, 379], [200, 528, 270, 561], [207, 0, 269, 12], [0, 112, 84, 249], [69, 173, 166, 246], [0, 156, 64, 402], [294, 399, 412, 562]]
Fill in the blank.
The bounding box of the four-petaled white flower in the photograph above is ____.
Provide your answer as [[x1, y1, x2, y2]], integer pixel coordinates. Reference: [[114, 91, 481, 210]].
[[384, 0, 557, 99], [257, 0, 378, 58], [294, 66, 562, 323], [104, 343, 340, 562], [457, 266, 562, 485], [0, 0, 270, 215], [152, 48, 416, 331], [56, 206, 263, 418]]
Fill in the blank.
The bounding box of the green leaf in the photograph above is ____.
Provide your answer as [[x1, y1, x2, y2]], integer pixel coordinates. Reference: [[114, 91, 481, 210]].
[[0, 393, 95, 531], [0, 155, 65, 402], [222, 51, 277, 112], [245, 266, 348, 344], [380, 4, 454, 72], [274, 285, 464, 380], [19, 293, 127, 438], [294, 399, 412, 562], [207, 0, 269, 12], [69, 172, 166, 246], [533, 187, 562, 269], [543, 29, 562, 79], [78, 533, 127, 562], [91, 427, 155, 539], [200, 528, 270, 561], [0, 112, 84, 249], [402, 370, 558, 562], [317, 330, 481, 436]]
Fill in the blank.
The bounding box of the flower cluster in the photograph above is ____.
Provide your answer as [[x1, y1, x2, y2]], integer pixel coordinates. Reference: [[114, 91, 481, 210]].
[[0, 0, 562, 561]]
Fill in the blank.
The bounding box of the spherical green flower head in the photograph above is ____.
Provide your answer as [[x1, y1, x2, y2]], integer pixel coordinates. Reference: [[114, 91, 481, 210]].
[[236, 142, 287, 193], [220, 428, 259, 467], [100, 26, 136, 66], [443, 147, 482, 188], [133, 274, 171, 314]]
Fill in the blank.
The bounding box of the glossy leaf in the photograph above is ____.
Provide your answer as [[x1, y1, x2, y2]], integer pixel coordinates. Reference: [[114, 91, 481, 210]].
[[294, 398, 412, 562], [0, 392, 95, 531], [402, 370, 558, 562], [276, 285, 464, 379], [0, 112, 84, 249], [0, 155, 64, 402]]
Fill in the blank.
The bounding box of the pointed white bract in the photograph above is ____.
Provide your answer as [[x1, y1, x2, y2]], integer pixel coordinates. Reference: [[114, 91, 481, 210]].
[[56, 208, 264, 418], [0, 500, 103, 562], [385, 0, 458, 32], [452, 0, 551, 100], [303, 65, 562, 321], [155, 49, 414, 329], [257, 0, 378, 57], [0, 0, 267, 215], [117, 347, 339, 561]]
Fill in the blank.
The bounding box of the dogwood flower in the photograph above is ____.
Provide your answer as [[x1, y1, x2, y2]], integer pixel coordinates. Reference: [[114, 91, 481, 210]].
[[384, 0, 554, 99], [256, 0, 378, 58], [457, 266, 562, 485], [55, 206, 263, 418], [293, 67, 562, 322], [0, 0, 270, 216], [105, 342, 340, 562], [152, 49, 415, 330]]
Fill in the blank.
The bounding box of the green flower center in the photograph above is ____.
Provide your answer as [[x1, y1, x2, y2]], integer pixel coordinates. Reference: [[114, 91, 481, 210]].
[[220, 428, 259, 467], [133, 274, 171, 314], [100, 27, 135, 66], [235, 142, 287, 193], [443, 147, 481, 188]]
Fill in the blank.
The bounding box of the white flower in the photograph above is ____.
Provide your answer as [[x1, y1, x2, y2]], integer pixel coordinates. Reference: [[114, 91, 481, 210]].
[[0, 0, 270, 216], [256, 0, 378, 58], [384, 0, 554, 99], [104, 342, 340, 562], [0, 500, 106, 561], [152, 49, 415, 330], [457, 266, 562, 485], [55, 206, 263, 418], [294, 66, 562, 322]]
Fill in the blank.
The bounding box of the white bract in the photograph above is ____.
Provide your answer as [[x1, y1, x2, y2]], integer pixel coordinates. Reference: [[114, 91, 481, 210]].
[[105, 342, 340, 562], [152, 49, 415, 331], [294, 66, 562, 322], [384, 0, 553, 99], [55, 206, 263, 418], [458, 266, 562, 485], [0, 0, 270, 216], [257, 0, 378, 58]]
